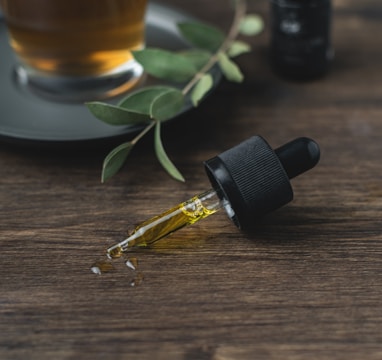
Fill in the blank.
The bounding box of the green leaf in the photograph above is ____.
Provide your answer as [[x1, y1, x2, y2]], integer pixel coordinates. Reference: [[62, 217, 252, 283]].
[[178, 49, 212, 70], [150, 88, 185, 122], [239, 14, 264, 36], [133, 48, 197, 83], [86, 102, 150, 125], [177, 22, 225, 52], [118, 86, 179, 114], [102, 142, 134, 183], [154, 122, 185, 182], [228, 40, 252, 58], [191, 74, 214, 107], [218, 53, 244, 83]]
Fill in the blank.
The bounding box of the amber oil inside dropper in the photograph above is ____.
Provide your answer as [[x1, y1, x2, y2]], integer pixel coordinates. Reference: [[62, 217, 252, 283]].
[[106, 189, 227, 259]]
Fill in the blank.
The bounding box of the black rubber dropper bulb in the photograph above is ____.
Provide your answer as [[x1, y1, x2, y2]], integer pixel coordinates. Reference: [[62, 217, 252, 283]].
[[105, 135, 320, 258], [204, 136, 320, 230]]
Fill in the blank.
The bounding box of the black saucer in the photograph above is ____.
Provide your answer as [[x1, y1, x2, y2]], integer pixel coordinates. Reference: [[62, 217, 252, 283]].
[[0, 3, 221, 146]]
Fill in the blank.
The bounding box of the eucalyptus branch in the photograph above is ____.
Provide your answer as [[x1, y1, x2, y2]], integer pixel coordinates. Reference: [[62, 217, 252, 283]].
[[87, 0, 264, 183], [138, 0, 247, 156]]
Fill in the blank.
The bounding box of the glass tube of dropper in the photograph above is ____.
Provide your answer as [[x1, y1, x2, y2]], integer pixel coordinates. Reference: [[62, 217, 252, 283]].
[[107, 188, 230, 259]]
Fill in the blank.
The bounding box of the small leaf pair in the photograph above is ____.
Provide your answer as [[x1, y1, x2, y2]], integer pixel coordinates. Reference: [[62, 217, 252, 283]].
[[87, 86, 184, 125], [100, 121, 184, 184], [87, 86, 185, 182]]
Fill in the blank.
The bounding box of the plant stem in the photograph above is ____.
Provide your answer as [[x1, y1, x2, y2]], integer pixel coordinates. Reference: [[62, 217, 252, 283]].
[[131, 120, 155, 145], [182, 0, 247, 95]]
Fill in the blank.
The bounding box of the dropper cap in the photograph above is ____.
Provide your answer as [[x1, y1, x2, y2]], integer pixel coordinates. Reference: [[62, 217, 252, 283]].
[[204, 136, 320, 230]]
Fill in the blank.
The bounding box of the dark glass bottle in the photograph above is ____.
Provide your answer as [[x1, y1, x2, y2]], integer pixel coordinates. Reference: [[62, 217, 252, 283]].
[[270, 0, 332, 80]]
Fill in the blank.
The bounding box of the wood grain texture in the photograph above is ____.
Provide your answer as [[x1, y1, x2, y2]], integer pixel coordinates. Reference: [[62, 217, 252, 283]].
[[1, 0, 382, 359]]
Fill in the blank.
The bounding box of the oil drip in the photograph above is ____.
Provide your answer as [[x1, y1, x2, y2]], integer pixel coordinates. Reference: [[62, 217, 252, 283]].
[[91, 255, 143, 286]]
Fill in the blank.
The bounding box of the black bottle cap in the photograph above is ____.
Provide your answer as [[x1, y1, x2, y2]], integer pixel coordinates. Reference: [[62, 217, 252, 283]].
[[204, 136, 320, 230]]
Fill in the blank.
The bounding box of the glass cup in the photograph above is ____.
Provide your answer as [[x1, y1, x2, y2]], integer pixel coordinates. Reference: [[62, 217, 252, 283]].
[[0, 0, 148, 101]]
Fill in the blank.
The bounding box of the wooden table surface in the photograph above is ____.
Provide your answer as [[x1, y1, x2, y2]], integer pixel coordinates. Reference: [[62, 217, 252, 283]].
[[1, 0, 382, 359]]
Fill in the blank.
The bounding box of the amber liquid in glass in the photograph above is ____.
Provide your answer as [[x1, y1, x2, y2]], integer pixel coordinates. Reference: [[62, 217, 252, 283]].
[[1, 0, 147, 76]]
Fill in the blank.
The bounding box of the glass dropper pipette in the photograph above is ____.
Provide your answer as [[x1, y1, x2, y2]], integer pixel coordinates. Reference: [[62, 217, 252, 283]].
[[107, 188, 231, 258], [106, 136, 320, 259]]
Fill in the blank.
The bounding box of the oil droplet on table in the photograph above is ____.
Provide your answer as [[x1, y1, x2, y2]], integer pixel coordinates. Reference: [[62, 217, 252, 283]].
[[130, 272, 144, 287], [126, 257, 138, 270], [91, 256, 144, 287], [90, 259, 115, 275]]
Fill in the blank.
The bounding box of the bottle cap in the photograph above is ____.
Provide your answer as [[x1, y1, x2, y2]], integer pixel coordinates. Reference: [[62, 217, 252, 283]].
[[204, 136, 320, 230]]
